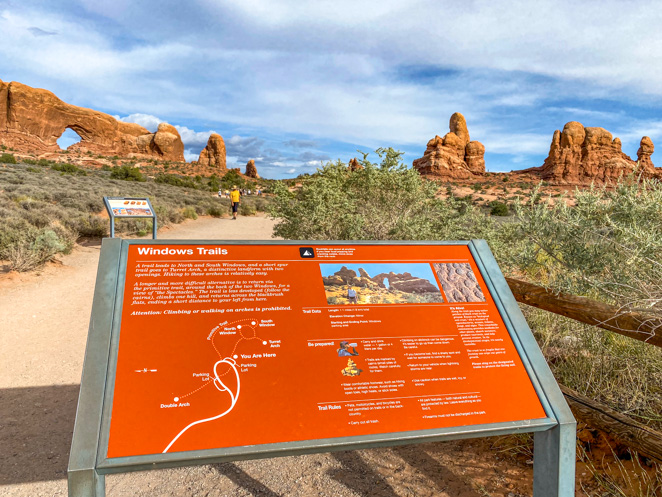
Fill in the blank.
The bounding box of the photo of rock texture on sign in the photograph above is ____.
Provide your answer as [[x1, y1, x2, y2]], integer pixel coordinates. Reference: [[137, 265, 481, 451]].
[[320, 264, 444, 305], [433, 263, 486, 303]]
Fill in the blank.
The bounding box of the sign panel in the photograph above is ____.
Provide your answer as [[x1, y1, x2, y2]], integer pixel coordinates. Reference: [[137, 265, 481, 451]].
[[105, 197, 153, 217], [106, 243, 546, 458]]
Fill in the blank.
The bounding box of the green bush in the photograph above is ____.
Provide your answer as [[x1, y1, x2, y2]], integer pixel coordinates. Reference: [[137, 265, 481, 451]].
[[239, 203, 257, 216], [51, 162, 87, 176], [0, 153, 17, 164], [269, 148, 506, 243], [208, 206, 225, 218], [182, 206, 198, 220], [110, 165, 146, 182], [490, 201, 510, 216], [155, 173, 197, 188], [67, 215, 109, 237], [0, 219, 76, 271]]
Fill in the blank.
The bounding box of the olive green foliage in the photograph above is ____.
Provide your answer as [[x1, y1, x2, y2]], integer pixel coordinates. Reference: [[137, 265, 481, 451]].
[[51, 162, 87, 176], [155, 173, 198, 188], [0, 153, 17, 164], [513, 180, 662, 312], [182, 206, 198, 220], [490, 201, 509, 216], [239, 203, 257, 216], [110, 165, 146, 182], [220, 169, 251, 190], [271, 148, 510, 244]]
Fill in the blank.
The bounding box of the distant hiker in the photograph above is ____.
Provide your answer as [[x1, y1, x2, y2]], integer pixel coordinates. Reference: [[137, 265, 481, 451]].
[[347, 286, 357, 304], [230, 185, 241, 220]]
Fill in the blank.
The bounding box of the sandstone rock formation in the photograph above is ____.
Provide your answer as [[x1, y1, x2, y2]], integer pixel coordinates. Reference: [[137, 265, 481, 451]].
[[413, 112, 485, 180], [197, 133, 226, 169], [537, 121, 657, 184], [245, 159, 259, 178], [433, 263, 485, 303], [637, 136, 655, 171], [0, 79, 185, 161], [348, 157, 363, 171], [322, 266, 439, 294]]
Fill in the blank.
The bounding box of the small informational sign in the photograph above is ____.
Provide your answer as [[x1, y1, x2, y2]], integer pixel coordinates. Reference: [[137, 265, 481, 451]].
[[68, 240, 575, 497], [106, 197, 153, 217], [103, 196, 157, 239]]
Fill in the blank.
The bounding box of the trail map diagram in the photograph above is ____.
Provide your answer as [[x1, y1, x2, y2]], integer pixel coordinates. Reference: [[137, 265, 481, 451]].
[[163, 318, 270, 453]]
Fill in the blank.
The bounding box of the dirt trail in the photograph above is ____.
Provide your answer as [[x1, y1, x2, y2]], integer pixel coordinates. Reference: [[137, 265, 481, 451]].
[[0, 215, 538, 497]]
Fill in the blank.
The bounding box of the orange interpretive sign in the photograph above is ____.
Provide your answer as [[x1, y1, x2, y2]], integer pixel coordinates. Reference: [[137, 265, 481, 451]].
[[106, 243, 546, 458]]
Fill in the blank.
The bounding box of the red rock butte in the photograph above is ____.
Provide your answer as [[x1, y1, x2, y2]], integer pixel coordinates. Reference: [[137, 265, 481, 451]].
[[244, 159, 259, 179], [525, 122, 658, 184], [197, 133, 227, 170], [0, 78, 185, 161], [413, 112, 486, 180]]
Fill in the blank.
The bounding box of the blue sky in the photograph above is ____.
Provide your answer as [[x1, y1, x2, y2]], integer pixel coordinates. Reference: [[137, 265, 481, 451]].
[[2, 1, 662, 179], [320, 264, 438, 286]]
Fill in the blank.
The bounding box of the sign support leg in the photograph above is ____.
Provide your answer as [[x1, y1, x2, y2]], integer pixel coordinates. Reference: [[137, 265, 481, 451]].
[[533, 421, 576, 497], [68, 469, 105, 497]]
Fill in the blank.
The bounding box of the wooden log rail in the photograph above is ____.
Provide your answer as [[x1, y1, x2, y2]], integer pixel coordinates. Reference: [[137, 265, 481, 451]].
[[506, 277, 662, 348], [561, 385, 662, 462], [504, 277, 662, 460]]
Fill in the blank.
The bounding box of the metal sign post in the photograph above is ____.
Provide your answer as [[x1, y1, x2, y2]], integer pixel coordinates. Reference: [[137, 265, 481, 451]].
[[102, 197, 157, 239], [68, 240, 575, 496]]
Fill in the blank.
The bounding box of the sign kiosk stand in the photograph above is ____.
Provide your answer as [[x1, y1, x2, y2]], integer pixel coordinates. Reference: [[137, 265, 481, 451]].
[[68, 240, 575, 497], [102, 197, 157, 239]]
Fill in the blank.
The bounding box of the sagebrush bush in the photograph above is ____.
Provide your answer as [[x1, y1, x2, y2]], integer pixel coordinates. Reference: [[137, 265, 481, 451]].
[[182, 206, 198, 220], [208, 206, 225, 218], [490, 201, 509, 216], [51, 162, 86, 175], [239, 203, 257, 216], [110, 165, 146, 182], [0, 153, 17, 164]]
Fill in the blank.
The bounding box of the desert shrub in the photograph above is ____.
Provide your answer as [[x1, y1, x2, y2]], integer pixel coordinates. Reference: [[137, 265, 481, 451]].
[[182, 206, 198, 220], [0, 153, 17, 164], [490, 201, 509, 216], [0, 219, 76, 271], [51, 162, 86, 175], [110, 165, 146, 182], [155, 173, 197, 189], [220, 169, 248, 190], [67, 215, 109, 237], [270, 148, 511, 248], [239, 203, 257, 216], [208, 206, 225, 218], [513, 180, 662, 311]]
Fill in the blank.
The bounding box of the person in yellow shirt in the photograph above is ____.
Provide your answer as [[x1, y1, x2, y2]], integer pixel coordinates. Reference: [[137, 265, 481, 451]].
[[230, 185, 241, 220]]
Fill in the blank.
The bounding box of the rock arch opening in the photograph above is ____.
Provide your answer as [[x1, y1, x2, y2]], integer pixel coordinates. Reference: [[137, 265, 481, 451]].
[[56, 127, 82, 150]]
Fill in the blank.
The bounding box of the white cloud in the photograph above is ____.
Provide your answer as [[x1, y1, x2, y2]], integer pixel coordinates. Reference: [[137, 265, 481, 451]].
[[4, 0, 662, 178], [183, 149, 199, 162], [175, 126, 215, 148], [114, 113, 162, 132]]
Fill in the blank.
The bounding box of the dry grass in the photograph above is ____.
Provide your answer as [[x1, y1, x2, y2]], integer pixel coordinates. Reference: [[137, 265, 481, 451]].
[[0, 161, 271, 271]]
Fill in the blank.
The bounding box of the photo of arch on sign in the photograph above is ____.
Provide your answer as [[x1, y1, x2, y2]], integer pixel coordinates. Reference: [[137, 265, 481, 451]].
[[106, 243, 547, 457]]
